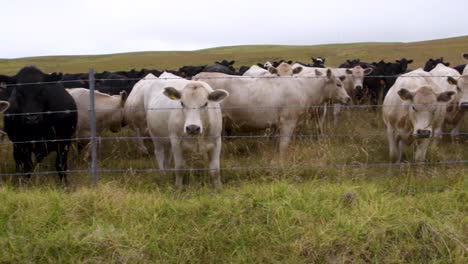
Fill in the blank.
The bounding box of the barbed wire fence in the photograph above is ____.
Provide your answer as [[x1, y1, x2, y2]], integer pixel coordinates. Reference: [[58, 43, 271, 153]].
[[0, 68, 466, 190]]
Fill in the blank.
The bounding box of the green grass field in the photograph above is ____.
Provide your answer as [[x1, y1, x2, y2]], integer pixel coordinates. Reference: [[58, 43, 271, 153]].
[[1, 35, 468, 75], [0, 37, 467, 263]]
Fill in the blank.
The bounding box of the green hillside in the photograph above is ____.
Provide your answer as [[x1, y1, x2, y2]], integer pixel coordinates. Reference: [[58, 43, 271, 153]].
[[1, 36, 467, 75]]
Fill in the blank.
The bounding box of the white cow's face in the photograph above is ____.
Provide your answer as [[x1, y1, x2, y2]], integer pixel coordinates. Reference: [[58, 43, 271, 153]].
[[316, 69, 351, 105], [268, 62, 303, 76], [163, 82, 228, 135], [398, 86, 454, 138], [448, 76, 468, 110], [345, 66, 373, 91]]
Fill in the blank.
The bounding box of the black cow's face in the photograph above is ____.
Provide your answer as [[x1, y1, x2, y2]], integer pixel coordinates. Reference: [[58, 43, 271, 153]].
[[12, 85, 49, 125]]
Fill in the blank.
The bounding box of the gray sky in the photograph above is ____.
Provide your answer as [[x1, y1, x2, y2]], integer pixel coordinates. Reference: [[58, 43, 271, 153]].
[[1, 0, 467, 58]]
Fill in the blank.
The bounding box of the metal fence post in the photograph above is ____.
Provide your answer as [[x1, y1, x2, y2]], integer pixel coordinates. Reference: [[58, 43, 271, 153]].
[[89, 68, 98, 186]]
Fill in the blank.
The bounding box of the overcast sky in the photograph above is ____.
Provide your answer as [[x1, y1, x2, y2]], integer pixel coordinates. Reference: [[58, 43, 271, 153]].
[[1, 0, 467, 58]]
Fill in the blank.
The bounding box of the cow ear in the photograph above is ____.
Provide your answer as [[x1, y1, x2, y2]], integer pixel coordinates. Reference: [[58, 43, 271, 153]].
[[339, 76, 346, 82], [229, 60, 235, 65], [326, 68, 332, 78], [345, 69, 353, 74], [364, 68, 373, 75], [408, 59, 413, 64], [0, 101, 10, 113], [463, 53, 468, 61], [437, 91, 455, 102], [268, 67, 278, 75], [447, 77, 458, 85], [315, 69, 323, 76], [119, 91, 128, 107], [163, 87, 181, 100], [397, 88, 414, 101], [208, 89, 229, 102], [292, 67, 303, 74]]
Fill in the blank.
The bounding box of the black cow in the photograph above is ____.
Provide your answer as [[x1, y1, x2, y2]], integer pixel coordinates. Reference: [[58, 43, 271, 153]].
[[138, 69, 162, 78], [95, 71, 135, 95], [312, 57, 326, 67], [178, 65, 206, 78], [453, 64, 466, 74], [61, 73, 89, 88], [339, 59, 361, 68], [423, 57, 450, 72], [238, 65, 251, 75], [203, 60, 238, 75], [4, 66, 77, 184]]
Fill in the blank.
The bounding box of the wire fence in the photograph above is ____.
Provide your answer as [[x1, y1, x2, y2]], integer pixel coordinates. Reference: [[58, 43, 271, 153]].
[[0, 68, 466, 186]]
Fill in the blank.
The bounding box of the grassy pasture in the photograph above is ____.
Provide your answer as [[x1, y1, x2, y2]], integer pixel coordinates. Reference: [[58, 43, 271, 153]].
[[0, 37, 467, 262]]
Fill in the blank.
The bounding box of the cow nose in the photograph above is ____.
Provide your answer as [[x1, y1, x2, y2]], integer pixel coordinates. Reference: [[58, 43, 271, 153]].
[[343, 97, 351, 105], [186, 125, 201, 135], [355, 85, 362, 90], [25, 115, 41, 124], [461, 102, 468, 110], [416, 129, 431, 138]]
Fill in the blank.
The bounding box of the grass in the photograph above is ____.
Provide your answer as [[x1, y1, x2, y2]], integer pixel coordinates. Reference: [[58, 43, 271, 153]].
[[0, 37, 467, 262]]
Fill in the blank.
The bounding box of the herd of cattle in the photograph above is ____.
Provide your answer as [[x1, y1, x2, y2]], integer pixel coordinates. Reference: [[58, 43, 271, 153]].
[[0, 54, 467, 189]]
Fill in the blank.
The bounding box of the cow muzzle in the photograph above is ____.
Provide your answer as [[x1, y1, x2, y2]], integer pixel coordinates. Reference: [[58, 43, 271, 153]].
[[415, 129, 431, 139], [355, 85, 362, 90], [24, 114, 42, 125], [461, 102, 468, 111], [185, 124, 201, 135]]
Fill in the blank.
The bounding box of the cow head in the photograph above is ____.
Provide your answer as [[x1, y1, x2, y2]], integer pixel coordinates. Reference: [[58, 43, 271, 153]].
[[345, 66, 373, 91], [11, 66, 56, 125], [312, 57, 326, 68], [264, 61, 273, 69], [398, 86, 455, 138], [268, 62, 303, 76], [463, 53, 468, 61], [316, 69, 351, 105], [395, 58, 413, 72], [447, 75, 468, 111], [163, 82, 229, 135]]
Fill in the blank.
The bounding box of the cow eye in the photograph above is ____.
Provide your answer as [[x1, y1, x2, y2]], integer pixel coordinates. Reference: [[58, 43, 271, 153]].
[[336, 83, 342, 87], [412, 106, 417, 112], [181, 102, 185, 108], [202, 102, 208, 108]]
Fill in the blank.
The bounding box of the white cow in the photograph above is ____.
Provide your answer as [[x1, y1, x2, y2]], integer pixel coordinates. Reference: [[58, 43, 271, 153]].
[[66, 88, 127, 150], [330, 66, 373, 126], [0, 101, 9, 141], [123, 73, 160, 154], [430, 63, 468, 139], [243, 62, 303, 77], [146, 79, 229, 189], [382, 69, 455, 163], [194, 68, 350, 157]]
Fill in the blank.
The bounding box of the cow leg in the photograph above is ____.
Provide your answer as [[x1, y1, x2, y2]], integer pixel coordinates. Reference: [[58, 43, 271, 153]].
[[278, 118, 297, 159], [13, 144, 34, 180], [387, 129, 399, 163], [397, 139, 407, 163], [208, 138, 222, 190], [333, 103, 341, 127], [135, 127, 149, 155], [170, 138, 185, 190], [152, 139, 167, 170], [55, 143, 70, 185], [450, 121, 462, 142], [415, 139, 430, 162]]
